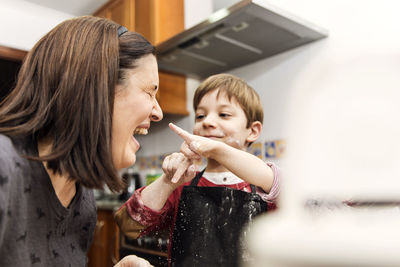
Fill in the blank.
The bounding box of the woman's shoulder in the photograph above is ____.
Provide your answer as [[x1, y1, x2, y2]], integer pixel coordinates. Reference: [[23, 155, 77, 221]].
[[0, 134, 33, 177], [0, 134, 18, 164], [0, 134, 35, 157], [0, 134, 19, 198], [0, 133, 31, 152], [0, 133, 13, 147]]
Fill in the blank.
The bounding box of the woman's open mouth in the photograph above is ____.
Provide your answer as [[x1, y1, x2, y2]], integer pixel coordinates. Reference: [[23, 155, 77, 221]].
[[131, 127, 149, 149], [134, 127, 148, 135]]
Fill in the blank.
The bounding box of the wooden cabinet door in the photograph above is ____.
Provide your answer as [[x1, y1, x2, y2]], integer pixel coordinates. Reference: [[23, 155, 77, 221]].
[[94, 0, 135, 31], [108, 0, 135, 31], [93, 6, 108, 19], [87, 209, 120, 267], [157, 72, 188, 115], [134, 0, 184, 45]]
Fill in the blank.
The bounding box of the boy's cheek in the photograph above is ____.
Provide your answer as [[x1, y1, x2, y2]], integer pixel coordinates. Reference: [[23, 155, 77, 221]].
[[192, 127, 201, 136]]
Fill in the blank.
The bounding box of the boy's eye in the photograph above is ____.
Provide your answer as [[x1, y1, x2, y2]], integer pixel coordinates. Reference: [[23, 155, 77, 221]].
[[195, 114, 205, 120], [219, 113, 230, 118]]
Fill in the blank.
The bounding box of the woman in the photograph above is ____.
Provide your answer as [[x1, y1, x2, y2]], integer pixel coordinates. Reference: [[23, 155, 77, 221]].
[[0, 16, 161, 266]]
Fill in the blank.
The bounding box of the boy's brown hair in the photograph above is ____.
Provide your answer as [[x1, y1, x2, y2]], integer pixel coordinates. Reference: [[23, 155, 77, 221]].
[[193, 73, 263, 128]]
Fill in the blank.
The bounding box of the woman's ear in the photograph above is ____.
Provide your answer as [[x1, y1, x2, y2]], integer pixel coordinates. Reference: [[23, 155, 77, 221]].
[[246, 121, 262, 144]]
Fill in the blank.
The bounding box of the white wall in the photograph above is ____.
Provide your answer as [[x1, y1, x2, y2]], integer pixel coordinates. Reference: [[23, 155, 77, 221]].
[[0, 0, 74, 50]]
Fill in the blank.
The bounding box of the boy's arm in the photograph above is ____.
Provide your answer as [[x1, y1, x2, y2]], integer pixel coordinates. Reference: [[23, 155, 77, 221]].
[[115, 152, 196, 238], [169, 123, 274, 193], [208, 141, 274, 192], [115, 185, 176, 239]]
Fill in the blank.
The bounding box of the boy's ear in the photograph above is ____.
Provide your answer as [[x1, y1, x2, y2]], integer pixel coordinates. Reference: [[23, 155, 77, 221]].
[[246, 121, 262, 144]]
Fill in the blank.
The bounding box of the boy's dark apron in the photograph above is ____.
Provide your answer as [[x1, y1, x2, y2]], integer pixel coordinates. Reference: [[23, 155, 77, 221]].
[[171, 170, 268, 267]]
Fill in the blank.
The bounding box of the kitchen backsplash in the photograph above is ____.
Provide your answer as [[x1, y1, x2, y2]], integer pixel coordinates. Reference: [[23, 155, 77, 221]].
[[135, 139, 286, 172]]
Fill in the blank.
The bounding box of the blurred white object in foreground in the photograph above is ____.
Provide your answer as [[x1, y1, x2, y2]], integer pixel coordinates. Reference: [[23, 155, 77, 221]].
[[243, 53, 400, 266], [245, 206, 400, 267]]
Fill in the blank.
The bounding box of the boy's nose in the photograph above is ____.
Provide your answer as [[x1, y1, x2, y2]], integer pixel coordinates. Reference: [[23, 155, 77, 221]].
[[202, 114, 217, 128]]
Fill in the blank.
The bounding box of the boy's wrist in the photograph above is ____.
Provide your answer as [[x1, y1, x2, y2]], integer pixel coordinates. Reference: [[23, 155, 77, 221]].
[[207, 140, 225, 159]]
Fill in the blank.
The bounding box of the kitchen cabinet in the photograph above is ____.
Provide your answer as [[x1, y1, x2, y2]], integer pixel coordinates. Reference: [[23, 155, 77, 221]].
[[93, 0, 188, 115], [87, 208, 120, 267], [93, 0, 135, 31], [133, 0, 184, 46], [157, 72, 187, 115]]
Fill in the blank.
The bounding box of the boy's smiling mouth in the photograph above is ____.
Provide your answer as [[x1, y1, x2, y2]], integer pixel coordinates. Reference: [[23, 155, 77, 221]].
[[203, 135, 225, 142], [200, 130, 225, 139]]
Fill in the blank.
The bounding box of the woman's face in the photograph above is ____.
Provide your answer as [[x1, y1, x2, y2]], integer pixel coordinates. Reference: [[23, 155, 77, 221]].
[[112, 54, 162, 169]]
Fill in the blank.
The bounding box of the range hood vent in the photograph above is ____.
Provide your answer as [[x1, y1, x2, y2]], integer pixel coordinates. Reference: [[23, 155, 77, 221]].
[[156, 0, 328, 79]]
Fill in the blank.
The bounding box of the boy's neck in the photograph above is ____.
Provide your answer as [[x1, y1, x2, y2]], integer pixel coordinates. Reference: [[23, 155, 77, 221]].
[[205, 159, 229, 173]]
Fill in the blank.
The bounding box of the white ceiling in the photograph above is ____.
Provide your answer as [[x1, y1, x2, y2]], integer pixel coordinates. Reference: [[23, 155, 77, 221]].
[[23, 0, 109, 16]]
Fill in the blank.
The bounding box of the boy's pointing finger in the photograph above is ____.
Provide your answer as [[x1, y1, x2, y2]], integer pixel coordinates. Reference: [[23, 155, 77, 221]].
[[169, 123, 202, 155], [169, 123, 192, 143]]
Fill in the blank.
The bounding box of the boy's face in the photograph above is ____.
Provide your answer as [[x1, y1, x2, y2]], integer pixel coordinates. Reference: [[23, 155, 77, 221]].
[[193, 89, 255, 150]]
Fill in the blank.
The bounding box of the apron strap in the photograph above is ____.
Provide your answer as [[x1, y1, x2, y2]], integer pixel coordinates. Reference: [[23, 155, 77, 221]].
[[190, 168, 206, 186], [250, 184, 257, 193]]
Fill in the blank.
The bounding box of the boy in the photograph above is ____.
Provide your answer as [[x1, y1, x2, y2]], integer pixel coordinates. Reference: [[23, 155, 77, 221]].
[[115, 73, 280, 267]]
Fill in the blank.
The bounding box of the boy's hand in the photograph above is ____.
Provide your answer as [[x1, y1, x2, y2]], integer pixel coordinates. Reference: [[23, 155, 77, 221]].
[[169, 123, 218, 159], [162, 152, 197, 184]]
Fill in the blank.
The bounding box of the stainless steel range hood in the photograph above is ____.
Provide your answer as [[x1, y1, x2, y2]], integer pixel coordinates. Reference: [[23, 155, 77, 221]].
[[156, 0, 328, 79]]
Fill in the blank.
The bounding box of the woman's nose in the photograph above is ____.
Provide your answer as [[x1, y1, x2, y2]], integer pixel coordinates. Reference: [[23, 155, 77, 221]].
[[151, 99, 163, 122]]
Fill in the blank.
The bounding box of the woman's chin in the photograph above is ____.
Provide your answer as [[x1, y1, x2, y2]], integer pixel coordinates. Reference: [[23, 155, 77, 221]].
[[115, 154, 136, 170]]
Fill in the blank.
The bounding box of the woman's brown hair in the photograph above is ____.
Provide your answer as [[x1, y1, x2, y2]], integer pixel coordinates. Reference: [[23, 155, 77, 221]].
[[0, 16, 155, 192], [193, 73, 263, 127]]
